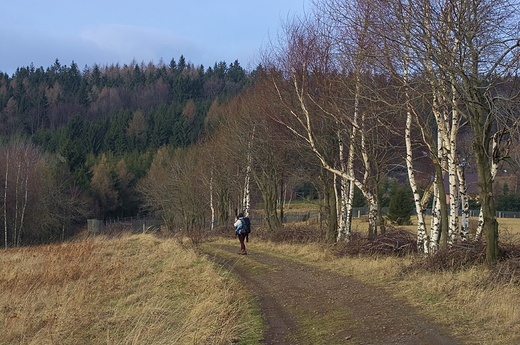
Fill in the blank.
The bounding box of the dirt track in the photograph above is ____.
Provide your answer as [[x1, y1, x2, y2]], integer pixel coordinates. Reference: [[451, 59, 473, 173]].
[[203, 242, 462, 345]]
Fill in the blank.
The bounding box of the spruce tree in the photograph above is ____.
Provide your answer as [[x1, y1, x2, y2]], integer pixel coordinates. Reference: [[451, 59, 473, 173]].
[[387, 186, 414, 225]]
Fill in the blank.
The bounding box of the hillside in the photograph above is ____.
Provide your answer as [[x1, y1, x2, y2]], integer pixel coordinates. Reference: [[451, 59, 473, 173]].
[[0, 57, 258, 247]]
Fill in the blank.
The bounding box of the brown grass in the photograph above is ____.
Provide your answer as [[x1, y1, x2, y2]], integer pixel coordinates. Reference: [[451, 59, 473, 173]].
[[3, 213, 520, 345], [246, 217, 520, 345], [246, 237, 520, 344], [0, 233, 262, 345]]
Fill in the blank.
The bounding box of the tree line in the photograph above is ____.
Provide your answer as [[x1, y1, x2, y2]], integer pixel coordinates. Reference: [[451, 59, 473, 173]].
[[0, 56, 253, 247], [2, 0, 520, 266]]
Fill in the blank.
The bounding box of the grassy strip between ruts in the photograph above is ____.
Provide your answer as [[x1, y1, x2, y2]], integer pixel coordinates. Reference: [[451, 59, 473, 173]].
[[0, 233, 264, 345], [201, 240, 357, 345]]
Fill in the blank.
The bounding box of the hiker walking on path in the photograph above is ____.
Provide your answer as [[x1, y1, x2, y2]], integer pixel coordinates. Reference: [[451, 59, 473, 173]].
[[234, 213, 249, 255]]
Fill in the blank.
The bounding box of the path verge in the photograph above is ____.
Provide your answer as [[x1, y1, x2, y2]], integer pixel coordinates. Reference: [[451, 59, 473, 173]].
[[201, 241, 462, 345]]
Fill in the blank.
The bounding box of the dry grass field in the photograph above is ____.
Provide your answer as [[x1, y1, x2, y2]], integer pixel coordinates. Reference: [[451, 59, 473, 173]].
[[0, 233, 263, 345], [2, 215, 520, 345]]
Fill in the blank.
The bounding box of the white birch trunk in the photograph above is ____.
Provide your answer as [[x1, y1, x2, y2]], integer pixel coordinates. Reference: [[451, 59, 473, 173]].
[[346, 179, 355, 239], [336, 132, 350, 242], [347, 73, 361, 238], [474, 132, 499, 238], [367, 194, 378, 235], [242, 127, 255, 217], [448, 114, 459, 244], [447, 29, 461, 244], [359, 112, 377, 234], [209, 173, 215, 231], [242, 161, 251, 217], [427, 92, 446, 253], [336, 73, 360, 242], [475, 209, 484, 240], [423, 0, 451, 252], [401, 0, 428, 253], [18, 150, 29, 246], [430, 181, 441, 253], [447, 163, 459, 245], [475, 134, 500, 239], [346, 75, 361, 240], [405, 91, 428, 252], [334, 173, 340, 222], [14, 153, 21, 247], [457, 162, 470, 241], [3, 150, 8, 249]]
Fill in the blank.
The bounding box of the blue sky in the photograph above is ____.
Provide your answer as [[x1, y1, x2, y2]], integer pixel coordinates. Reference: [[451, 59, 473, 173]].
[[1, 0, 309, 76]]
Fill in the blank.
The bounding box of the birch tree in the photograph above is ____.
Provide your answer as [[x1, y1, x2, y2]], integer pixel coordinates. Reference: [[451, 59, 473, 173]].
[[242, 126, 255, 218], [205, 84, 295, 230], [245, 88, 296, 230], [204, 101, 244, 226], [265, 19, 357, 239], [393, 0, 433, 253], [440, 0, 520, 262], [385, 0, 520, 261], [0, 140, 45, 247], [383, 0, 460, 252], [264, 3, 397, 241], [3, 149, 8, 249], [320, 0, 393, 239]]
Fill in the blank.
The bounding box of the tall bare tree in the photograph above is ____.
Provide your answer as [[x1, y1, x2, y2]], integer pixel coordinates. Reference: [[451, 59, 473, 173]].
[[138, 146, 208, 233], [352, 0, 520, 262], [0, 140, 46, 247], [264, 1, 403, 241]]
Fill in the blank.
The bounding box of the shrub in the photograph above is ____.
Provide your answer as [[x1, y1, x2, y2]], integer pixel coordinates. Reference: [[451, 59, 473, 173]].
[[266, 224, 325, 244], [332, 228, 417, 257]]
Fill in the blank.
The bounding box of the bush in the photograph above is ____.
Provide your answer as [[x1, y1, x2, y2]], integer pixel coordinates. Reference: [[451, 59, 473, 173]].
[[263, 224, 325, 244], [332, 228, 417, 257], [411, 242, 487, 272]]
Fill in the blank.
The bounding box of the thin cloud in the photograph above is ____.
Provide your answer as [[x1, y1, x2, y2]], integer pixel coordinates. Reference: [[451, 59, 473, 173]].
[[1, 0, 308, 75], [79, 24, 202, 66]]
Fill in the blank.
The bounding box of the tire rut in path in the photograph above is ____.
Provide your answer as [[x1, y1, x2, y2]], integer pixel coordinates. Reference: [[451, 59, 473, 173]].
[[205, 243, 462, 345]]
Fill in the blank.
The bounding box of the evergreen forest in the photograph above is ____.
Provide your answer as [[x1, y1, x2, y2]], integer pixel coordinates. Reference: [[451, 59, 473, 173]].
[[0, 57, 255, 246]]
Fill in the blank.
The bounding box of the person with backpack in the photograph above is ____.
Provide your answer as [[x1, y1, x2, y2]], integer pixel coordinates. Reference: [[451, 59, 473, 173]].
[[234, 213, 250, 255]]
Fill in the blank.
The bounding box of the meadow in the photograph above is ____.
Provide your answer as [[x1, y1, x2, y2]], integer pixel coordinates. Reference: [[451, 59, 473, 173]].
[[1, 216, 520, 344], [0, 233, 263, 345]]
